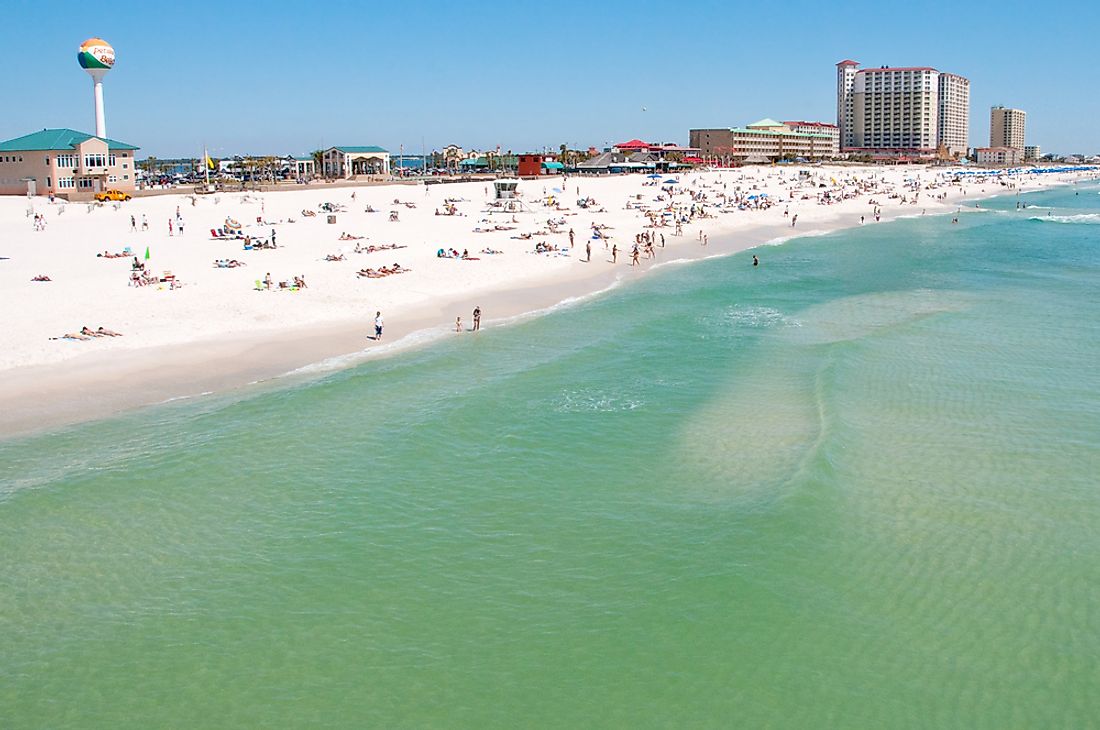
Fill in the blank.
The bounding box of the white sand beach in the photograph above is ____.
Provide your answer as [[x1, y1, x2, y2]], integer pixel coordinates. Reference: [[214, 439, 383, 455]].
[[0, 166, 1086, 436]]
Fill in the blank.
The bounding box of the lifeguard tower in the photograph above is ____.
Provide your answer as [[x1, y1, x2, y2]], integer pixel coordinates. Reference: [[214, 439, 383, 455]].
[[494, 179, 519, 200]]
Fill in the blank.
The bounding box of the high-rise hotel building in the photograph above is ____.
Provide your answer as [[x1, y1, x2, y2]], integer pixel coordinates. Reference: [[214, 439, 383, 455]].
[[990, 106, 1026, 150], [836, 60, 970, 158]]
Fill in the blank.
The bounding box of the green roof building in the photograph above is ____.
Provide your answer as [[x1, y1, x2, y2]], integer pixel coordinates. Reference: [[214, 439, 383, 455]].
[[0, 128, 140, 197], [689, 118, 839, 163], [322, 145, 390, 178]]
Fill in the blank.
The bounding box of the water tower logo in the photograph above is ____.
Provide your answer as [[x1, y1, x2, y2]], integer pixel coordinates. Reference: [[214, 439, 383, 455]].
[[77, 38, 115, 70], [77, 38, 114, 138]]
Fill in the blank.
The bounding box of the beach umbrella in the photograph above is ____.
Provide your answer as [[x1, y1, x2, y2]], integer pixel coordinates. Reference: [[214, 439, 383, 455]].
[[647, 173, 662, 179], [144, 246, 150, 261]]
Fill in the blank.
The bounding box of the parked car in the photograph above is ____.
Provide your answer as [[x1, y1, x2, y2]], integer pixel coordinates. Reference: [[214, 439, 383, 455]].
[[94, 189, 132, 202]]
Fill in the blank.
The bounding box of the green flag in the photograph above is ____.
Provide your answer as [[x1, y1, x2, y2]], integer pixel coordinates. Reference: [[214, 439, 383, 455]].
[[144, 246, 150, 261]]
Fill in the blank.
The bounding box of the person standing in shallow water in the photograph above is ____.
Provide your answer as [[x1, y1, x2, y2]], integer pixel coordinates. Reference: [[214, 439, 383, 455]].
[[472, 306, 481, 331], [753, 255, 759, 267]]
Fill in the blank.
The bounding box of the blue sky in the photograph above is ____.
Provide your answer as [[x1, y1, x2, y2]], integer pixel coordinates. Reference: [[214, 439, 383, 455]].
[[2, 0, 1096, 157]]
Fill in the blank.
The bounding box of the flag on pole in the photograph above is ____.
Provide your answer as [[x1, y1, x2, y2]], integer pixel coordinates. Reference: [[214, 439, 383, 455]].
[[206, 155, 216, 170]]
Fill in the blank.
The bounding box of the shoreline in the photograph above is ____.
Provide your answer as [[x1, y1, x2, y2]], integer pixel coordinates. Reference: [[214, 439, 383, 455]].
[[0, 168, 1087, 440], [0, 220, 780, 438]]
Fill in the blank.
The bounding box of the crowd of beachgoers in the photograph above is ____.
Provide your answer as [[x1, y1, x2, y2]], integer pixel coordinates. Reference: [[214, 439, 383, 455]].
[[1, 164, 1094, 374]]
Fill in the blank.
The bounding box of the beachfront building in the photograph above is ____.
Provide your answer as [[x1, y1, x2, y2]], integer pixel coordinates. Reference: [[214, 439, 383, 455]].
[[990, 106, 1026, 151], [836, 60, 859, 151], [441, 144, 466, 169], [938, 73, 971, 157], [289, 156, 316, 180], [321, 145, 390, 179], [0, 128, 139, 198], [457, 154, 518, 173], [782, 121, 840, 155], [838, 61, 970, 159], [689, 119, 837, 164], [609, 140, 701, 161], [1024, 145, 1041, 161], [575, 151, 640, 174], [517, 154, 564, 176], [974, 146, 1023, 166]]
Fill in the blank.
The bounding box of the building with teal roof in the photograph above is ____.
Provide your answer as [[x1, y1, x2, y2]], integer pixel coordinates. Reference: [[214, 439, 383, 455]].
[[0, 127, 140, 197], [689, 118, 839, 163], [321, 145, 390, 178]]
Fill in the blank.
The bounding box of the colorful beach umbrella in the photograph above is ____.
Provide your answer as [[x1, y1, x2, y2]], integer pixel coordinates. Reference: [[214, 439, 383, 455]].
[[144, 246, 150, 261]]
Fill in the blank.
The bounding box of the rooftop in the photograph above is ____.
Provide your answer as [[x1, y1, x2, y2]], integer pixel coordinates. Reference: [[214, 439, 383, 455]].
[[0, 128, 139, 152], [858, 66, 938, 74], [330, 145, 388, 154], [730, 127, 832, 139], [783, 121, 839, 129]]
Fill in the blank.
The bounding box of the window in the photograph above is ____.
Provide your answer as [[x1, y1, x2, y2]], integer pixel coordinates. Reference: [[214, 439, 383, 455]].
[[56, 154, 76, 167], [59, 178, 75, 188], [84, 153, 106, 168], [109, 154, 116, 166], [78, 178, 94, 189], [108, 175, 118, 183]]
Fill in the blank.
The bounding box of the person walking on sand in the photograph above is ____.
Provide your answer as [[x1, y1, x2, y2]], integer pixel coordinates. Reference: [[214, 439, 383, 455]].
[[660, 233, 665, 247], [178, 218, 184, 235], [791, 214, 798, 228], [374, 311, 384, 340], [472, 306, 481, 331], [130, 215, 136, 232], [141, 214, 148, 231], [585, 241, 591, 262], [271, 229, 277, 247], [631, 246, 640, 267], [569, 228, 574, 248], [703, 234, 708, 246], [455, 316, 463, 332], [168, 219, 173, 236], [612, 244, 618, 263]]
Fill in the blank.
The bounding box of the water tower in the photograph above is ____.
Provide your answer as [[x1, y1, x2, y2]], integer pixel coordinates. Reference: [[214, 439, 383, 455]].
[[77, 38, 115, 138]]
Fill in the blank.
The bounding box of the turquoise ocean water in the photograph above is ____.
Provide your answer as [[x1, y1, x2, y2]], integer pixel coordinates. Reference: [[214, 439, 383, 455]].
[[2, 183, 1099, 728]]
